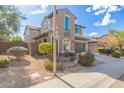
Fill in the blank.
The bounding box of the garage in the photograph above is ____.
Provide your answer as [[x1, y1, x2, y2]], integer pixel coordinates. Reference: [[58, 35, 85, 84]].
[[75, 43, 85, 53]]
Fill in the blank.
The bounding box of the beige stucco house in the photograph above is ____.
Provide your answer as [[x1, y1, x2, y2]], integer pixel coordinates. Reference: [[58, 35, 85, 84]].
[[24, 9, 97, 55]]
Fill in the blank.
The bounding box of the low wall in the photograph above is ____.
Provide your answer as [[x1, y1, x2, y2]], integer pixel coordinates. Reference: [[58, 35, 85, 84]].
[[0, 41, 40, 56], [30, 42, 39, 56], [0, 42, 28, 54]]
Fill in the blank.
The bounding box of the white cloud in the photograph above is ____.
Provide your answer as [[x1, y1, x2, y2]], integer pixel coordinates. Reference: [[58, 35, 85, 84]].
[[89, 32, 98, 37], [107, 6, 118, 12], [92, 6, 103, 11], [30, 5, 48, 15], [94, 9, 106, 15], [86, 5, 124, 16], [86, 5, 124, 26], [86, 7, 91, 12], [92, 5, 120, 15], [94, 13, 116, 26]]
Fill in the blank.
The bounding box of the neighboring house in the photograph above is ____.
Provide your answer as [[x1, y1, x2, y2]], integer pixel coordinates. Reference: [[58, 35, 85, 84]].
[[24, 9, 97, 54], [24, 25, 41, 43]]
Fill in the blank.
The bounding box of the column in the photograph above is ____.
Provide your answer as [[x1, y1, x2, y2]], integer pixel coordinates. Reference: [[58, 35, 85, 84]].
[[85, 42, 88, 52]]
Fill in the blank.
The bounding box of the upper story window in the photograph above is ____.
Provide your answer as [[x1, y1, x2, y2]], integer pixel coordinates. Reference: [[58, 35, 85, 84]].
[[64, 16, 69, 32], [75, 26, 81, 34]]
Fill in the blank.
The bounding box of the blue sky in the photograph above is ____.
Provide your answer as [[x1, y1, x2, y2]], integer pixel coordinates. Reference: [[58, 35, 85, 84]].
[[17, 5, 124, 38]]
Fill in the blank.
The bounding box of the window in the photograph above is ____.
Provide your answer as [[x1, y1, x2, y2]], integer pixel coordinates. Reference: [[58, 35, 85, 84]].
[[75, 26, 81, 34], [64, 16, 69, 32]]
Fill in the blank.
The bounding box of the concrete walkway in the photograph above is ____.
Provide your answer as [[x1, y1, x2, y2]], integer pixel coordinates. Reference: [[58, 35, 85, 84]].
[[31, 54, 124, 88]]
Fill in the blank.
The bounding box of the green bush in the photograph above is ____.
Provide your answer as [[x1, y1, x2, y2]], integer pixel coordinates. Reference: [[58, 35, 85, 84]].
[[39, 42, 53, 54], [79, 52, 95, 66], [10, 36, 23, 42], [7, 46, 28, 60], [121, 50, 124, 57], [0, 60, 10, 68], [113, 47, 121, 52], [111, 51, 121, 58], [97, 47, 105, 54], [43, 59, 59, 71]]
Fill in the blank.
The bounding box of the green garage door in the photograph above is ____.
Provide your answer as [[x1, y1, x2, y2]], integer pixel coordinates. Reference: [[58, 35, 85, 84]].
[[75, 43, 85, 53]]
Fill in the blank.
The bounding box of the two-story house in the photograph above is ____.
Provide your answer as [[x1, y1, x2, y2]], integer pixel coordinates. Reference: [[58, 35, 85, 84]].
[[24, 9, 97, 54]]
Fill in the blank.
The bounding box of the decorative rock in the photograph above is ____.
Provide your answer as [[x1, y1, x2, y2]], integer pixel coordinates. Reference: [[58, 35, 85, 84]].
[[30, 73, 40, 80], [43, 76, 52, 80]]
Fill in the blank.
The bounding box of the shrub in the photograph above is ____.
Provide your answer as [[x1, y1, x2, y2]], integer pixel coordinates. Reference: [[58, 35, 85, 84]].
[[121, 50, 124, 57], [43, 59, 59, 71], [79, 52, 95, 66], [7, 46, 28, 60], [111, 51, 121, 58], [97, 47, 105, 54], [10, 36, 23, 42], [113, 47, 121, 52], [0, 60, 10, 68], [39, 42, 53, 54]]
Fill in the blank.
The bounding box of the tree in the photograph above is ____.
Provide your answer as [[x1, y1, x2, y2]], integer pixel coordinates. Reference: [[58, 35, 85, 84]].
[[108, 29, 116, 35], [0, 34, 11, 40], [98, 34, 118, 48], [0, 5, 26, 39], [107, 30, 124, 49], [10, 36, 23, 42], [114, 30, 124, 49]]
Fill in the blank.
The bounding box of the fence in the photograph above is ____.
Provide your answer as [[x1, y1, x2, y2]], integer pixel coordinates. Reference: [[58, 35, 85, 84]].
[[0, 42, 28, 54], [0, 42, 39, 55]]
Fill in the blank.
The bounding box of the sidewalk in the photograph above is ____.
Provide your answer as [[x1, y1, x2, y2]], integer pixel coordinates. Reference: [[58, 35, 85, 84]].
[[31, 54, 124, 88]]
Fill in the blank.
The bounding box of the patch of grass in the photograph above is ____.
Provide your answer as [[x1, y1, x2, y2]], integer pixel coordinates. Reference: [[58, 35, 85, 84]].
[[97, 47, 105, 54], [43, 59, 60, 71], [0, 59, 10, 68]]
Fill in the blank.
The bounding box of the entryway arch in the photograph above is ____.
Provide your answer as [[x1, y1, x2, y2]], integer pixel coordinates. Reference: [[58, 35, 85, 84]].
[[62, 38, 71, 52]]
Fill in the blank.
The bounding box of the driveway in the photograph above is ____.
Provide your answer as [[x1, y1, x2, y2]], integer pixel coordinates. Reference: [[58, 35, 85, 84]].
[[31, 54, 124, 88]]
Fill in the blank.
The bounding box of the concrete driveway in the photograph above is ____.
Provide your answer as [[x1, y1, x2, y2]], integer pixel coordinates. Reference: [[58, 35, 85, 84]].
[[31, 54, 124, 88]]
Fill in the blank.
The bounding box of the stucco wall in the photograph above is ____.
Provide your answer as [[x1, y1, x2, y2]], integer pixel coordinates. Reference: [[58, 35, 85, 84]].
[[55, 10, 75, 52], [75, 43, 85, 53], [0, 42, 28, 54], [88, 42, 98, 53]]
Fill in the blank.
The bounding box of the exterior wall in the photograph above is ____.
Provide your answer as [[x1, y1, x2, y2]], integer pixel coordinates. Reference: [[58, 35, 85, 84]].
[[0, 42, 28, 54], [88, 42, 98, 53], [41, 17, 52, 34], [35, 35, 49, 43], [54, 10, 75, 53], [24, 9, 89, 54], [75, 42, 85, 53], [29, 42, 39, 56], [39, 10, 86, 53], [24, 27, 41, 43], [74, 25, 85, 37], [24, 30, 29, 42], [41, 10, 75, 52], [29, 30, 41, 42]]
